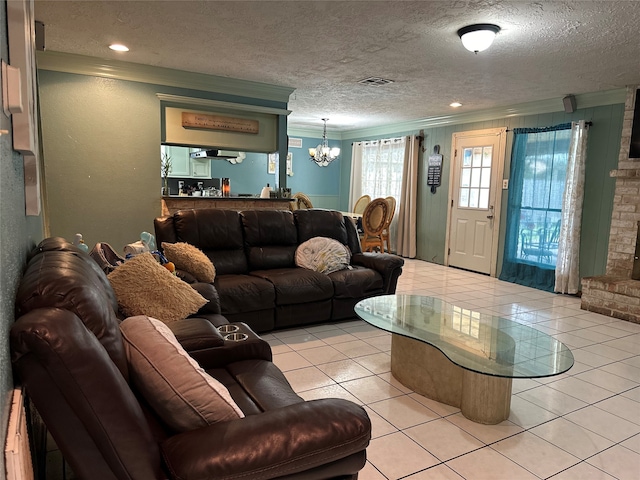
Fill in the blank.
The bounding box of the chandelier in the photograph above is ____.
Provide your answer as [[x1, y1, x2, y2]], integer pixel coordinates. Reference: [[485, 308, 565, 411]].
[[309, 118, 340, 167]]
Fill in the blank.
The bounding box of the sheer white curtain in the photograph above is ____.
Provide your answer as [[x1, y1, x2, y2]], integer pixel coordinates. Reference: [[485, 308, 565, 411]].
[[396, 136, 419, 258], [350, 138, 405, 250], [349, 137, 420, 255], [555, 120, 589, 294], [348, 142, 364, 210]]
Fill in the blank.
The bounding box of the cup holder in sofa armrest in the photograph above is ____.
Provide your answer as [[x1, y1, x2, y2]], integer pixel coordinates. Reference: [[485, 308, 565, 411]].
[[217, 324, 240, 334], [168, 318, 225, 351], [189, 322, 272, 368], [223, 332, 248, 341]]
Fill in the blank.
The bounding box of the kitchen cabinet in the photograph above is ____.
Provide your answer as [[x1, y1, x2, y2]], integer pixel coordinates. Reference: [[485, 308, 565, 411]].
[[191, 158, 211, 178], [161, 146, 211, 178]]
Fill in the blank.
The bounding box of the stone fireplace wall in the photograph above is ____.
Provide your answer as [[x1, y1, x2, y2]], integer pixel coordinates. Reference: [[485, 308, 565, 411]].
[[581, 86, 640, 323]]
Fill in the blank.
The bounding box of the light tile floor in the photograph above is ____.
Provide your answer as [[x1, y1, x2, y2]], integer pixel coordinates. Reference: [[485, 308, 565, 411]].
[[263, 259, 640, 480]]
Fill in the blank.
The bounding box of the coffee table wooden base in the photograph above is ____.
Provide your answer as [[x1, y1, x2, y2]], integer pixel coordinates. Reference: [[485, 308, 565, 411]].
[[391, 334, 512, 424]]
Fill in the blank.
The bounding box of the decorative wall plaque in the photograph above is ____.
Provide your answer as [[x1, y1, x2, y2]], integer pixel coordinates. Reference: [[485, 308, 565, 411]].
[[182, 112, 259, 134]]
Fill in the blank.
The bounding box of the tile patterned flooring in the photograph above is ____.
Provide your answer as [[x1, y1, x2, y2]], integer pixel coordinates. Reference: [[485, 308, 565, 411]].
[[264, 260, 640, 480]]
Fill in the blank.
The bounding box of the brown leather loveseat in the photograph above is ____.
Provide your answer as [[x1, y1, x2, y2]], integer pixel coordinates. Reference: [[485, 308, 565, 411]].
[[11, 238, 371, 479], [155, 208, 404, 332]]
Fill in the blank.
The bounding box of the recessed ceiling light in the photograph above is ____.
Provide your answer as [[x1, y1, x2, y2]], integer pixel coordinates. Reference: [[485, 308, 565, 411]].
[[109, 44, 129, 52], [450, 102, 463, 108]]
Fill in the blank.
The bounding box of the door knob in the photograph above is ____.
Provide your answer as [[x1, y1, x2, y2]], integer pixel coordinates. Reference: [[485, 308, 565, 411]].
[[487, 214, 494, 219]]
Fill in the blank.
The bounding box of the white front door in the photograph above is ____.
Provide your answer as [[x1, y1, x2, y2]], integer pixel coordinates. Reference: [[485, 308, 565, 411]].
[[447, 128, 507, 276]]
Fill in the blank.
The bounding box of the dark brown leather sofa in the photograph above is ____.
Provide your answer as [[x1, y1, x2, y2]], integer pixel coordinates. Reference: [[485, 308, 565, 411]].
[[155, 208, 404, 332], [11, 238, 371, 479]]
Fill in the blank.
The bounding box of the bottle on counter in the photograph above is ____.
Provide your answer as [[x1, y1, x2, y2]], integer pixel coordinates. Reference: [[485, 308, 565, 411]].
[[221, 178, 231, 197]]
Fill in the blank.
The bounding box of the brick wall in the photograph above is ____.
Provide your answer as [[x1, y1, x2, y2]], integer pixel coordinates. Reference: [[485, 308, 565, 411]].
[[605, 86, 640, 277], [582, 85, 640, 323]]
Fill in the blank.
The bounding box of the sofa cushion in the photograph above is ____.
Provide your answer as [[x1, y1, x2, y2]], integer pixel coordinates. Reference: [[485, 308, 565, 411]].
[[241, 210, 298, 270], [294, 209, 348, 244], [214, 274, 276, 315], [108, 252, 208, 323], [295, 237, 352, 274], [173, 209, 249, 275], [251, 268, 334, 305], [120, 316, 244, 432], [161, 242, 216, 283]]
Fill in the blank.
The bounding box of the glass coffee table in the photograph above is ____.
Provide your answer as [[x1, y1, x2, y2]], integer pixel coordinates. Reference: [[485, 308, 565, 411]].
[[355, 295, 574, 424]]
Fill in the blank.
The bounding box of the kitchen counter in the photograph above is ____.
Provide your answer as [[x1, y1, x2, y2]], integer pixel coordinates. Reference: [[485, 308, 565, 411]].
[[161, 195, 294, 216]]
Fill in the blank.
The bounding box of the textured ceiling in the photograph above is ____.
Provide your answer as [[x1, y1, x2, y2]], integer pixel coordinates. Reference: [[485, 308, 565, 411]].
[[33, 1, 640, 132]]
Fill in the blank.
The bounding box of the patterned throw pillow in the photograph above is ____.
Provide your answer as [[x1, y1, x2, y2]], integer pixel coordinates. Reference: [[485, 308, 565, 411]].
[[121, 316, 244, 432], [108, 252, 207, 323], [295, 237, 352, 274], [162, 242, 216, 283]]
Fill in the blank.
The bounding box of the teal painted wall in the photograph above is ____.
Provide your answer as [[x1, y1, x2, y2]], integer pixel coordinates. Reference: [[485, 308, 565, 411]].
[[285, 135, 342, 209], [0, 0, 45, 470], [204, 152, 275, 195], [339, 104, 624, 280]]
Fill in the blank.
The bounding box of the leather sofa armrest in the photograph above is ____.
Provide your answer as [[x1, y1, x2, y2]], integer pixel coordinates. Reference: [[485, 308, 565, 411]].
[[167, 318, 225, 351], [351, 252, 405, 293], [189, 322, 272, 367], [161, 399, 371, 480], [176, 269, 198, 284], [190, 282, 221, 315]]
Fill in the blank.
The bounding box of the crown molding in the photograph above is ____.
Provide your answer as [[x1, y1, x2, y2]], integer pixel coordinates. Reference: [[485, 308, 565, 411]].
[[36, 51, 295, 104], [155, 94, 291, 116], [286, 127, 343, 140], [334, 88, 628, 140]]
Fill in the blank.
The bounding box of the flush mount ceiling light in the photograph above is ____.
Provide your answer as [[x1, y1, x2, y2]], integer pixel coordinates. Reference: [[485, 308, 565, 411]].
[[450, 102, 463, 108], [457, 24, 500, 53], [109, 44, 129, 52], [309, 118, 340, 167]]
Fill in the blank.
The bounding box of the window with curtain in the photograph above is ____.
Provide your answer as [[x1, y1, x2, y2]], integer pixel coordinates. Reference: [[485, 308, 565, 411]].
[[360, 137, 405, 200], [500, 124, 572, 292]]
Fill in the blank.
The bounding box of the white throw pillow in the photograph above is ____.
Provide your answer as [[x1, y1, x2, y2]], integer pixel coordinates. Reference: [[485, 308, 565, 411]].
[[295, 237, 351, 274]]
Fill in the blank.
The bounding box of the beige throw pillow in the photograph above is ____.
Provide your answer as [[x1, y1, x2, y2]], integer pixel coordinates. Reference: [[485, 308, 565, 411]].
[[162, 242, 216, 283], [108, 252, 207, 323], [120, 316, 244, 432]]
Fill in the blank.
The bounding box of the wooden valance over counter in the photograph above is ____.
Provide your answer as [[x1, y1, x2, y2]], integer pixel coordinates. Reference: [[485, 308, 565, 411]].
[[162, 196, 294, 216]]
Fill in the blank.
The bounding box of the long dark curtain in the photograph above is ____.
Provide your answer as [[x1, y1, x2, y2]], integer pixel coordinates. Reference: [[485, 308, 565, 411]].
[[499, 124, 572, 291]]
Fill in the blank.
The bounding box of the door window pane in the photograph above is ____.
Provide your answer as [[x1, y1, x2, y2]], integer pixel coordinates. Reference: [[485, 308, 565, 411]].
[[459, 145, 493, 210], [479, 189, 489, 209], [469, 189, 479, 208], [472, 148, 483, 167], [483, 146, 493, 167], [461, 168, 471, 187], [463, 149, 472, 167], [481, 167, 491, 188], [459, 188, 469, 207]]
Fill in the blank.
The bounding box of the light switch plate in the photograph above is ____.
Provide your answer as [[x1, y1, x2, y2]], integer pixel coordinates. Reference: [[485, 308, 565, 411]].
[[2, 60, 24, 117]]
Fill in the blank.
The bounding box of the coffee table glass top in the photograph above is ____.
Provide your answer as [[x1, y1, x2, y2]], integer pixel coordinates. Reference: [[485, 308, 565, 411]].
[[355, 295, 574, 378]]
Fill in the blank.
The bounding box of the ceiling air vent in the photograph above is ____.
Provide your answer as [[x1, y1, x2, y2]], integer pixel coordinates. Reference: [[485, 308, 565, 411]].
[[358, 76, 394, 87]]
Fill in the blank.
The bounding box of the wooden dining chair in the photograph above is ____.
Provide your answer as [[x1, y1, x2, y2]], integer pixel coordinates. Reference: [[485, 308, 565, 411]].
[[360, 198, 389, 253], [381, 196, 396, 253], [352, 195, 371, 215], [290, 192, 314, 211]]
